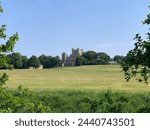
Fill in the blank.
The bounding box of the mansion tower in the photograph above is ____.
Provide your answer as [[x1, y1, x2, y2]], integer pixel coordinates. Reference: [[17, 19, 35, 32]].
[[62, 48, 83, 66]]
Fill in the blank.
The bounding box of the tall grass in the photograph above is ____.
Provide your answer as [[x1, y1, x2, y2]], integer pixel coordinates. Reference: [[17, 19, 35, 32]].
[[36, 90, 150, 113], [1, 86, 150, 113]]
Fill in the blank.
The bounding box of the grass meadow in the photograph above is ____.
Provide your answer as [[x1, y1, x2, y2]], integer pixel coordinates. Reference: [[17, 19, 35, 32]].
[[1, 65, 150, 113], [2, 65, 150, 93]]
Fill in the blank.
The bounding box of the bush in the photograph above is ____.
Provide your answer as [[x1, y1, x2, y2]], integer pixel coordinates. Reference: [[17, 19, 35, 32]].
[[0, 86, 51, 113], [1, 88, 150, 113]]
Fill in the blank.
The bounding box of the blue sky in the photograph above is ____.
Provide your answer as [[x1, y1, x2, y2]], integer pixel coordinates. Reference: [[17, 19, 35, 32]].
[[0, 0, 149, 58]]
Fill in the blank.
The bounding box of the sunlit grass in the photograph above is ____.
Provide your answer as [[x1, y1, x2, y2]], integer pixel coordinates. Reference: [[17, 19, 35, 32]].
[[1, 65, 150, 93]]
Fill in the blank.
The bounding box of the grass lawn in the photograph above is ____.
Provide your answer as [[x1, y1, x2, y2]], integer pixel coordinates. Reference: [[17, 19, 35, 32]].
[[1, 65, 150, 93]]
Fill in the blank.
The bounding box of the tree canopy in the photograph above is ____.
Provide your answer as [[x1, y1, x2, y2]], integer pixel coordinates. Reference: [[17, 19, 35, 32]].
[[121, 6, 150, 84], [0, 3, 19, 87], [76, 51, 111, 66], [113, 55, 124, 64], [28, 55, 41, 68], [7, 52, 23, 69]]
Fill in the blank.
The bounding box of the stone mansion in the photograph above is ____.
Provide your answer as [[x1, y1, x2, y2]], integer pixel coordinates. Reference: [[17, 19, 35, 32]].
[[62, 48, 83, 67]]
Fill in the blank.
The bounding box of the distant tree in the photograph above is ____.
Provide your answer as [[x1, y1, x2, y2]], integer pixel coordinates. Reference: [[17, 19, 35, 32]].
[[83, 51, 97, 61], [55, 56, 61, 66], [83, 51, 97, 65], [96, 52, 111, 64], [50, 57, 60, 67], [39, 55, 60, 68], [88, 59, 98, 65], [44, 56, 52, 68], [121, 6, 150, 84], [22, 56, 28, 69], [0, 3, 19, 86], [113, 55, 124, 64], [38, 54, 47, 68], [78, 51, 111, 65], [7, 52, 23, 69], [28, 55, 41, 68], [96, 59, 107, 65], [76, 56, 87, 66]]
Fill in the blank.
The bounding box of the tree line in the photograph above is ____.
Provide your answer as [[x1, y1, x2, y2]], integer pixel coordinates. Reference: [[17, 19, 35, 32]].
[[1, 53, 60, 69], [76, 51, 110, 66], [76, 51, 124, 66], [0, 52, 124, 69]]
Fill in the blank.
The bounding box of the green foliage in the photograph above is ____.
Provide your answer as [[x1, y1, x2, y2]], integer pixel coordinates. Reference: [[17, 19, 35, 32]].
[[0, 2, 19, 87], [0, 3, 3, 13], [28, 55, 41, 68], [31, 90, 150, 113], [22, 56, 28, 69], [121, 6, 150, 84], [0, 54, 8, 68], [113, 55, 124, 64], [0, 25, 18, 52], [6, 53, 28, 69], [1, 87, 150, 113], [7, 52, 23, 69], [38, 54, 47, 67], [97, 52, 111, 64], [76, 56, 87, 66], [0, 73, 8, 87], [38, 55, 60, 68], [83, 51, 97, 61], [49, 56, 60, 68], [77, 51, 111, 66], [0, 86, 51, 113]]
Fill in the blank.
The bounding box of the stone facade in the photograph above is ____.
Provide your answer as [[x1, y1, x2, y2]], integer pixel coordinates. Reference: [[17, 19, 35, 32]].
[[62, 48, 83, 66]]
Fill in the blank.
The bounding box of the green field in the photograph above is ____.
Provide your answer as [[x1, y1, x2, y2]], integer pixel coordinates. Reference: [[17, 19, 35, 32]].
[[2, 65, 150, 93], [1, 65, 150, 113]]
